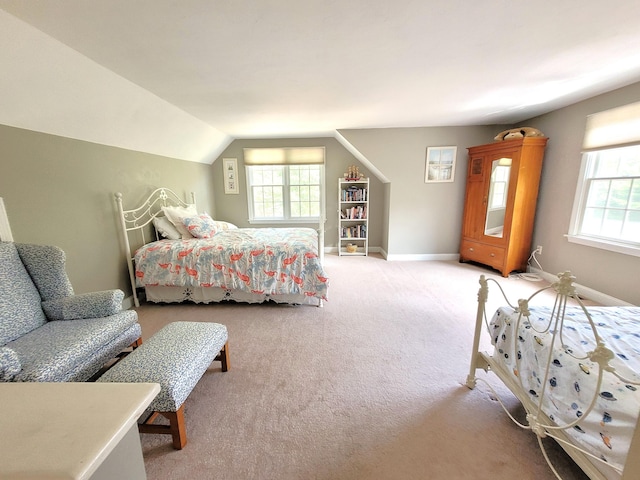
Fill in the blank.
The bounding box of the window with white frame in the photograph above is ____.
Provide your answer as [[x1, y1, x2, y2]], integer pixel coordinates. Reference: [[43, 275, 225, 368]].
[[244, 147, 324, 223], [568, 102, 640, 256]]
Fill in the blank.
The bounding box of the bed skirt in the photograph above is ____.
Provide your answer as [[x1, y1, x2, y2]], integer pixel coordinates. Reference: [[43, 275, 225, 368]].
[[143, 286, 322, 306]]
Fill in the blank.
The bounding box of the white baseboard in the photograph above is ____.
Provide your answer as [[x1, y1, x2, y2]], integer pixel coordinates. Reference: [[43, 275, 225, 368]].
[[324, 246, 458, 262], [529, 267, 632, 306], [324, 246, 382, 254], [384, 253, 459, 261]]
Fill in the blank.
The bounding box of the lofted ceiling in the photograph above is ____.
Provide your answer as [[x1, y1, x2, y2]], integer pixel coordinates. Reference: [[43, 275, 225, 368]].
[[1, 1, 640, 163]]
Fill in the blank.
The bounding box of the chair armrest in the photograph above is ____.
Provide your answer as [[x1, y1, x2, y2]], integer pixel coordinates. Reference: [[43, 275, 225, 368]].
[[41, 290, 125, 320], [0, 347, 21, 381]]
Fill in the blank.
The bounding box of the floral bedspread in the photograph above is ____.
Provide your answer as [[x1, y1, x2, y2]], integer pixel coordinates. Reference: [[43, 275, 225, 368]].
[[491, 305, 640, 475], [134, 227, 328, 300]]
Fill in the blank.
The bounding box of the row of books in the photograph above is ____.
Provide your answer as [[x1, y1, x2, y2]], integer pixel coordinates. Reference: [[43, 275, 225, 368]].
[[340, 225, 367, 239], [341, 187, 367, 202], [340, 205, 367, 219]]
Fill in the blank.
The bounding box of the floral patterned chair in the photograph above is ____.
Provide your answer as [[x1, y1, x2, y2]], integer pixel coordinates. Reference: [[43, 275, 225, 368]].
[[0, 242, 141, 382]]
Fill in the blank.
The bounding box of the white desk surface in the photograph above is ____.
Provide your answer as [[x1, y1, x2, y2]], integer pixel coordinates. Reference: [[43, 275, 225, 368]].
[[0, 382, 160, 480]]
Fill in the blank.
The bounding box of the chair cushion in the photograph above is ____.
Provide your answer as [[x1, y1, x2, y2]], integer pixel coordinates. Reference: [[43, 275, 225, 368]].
[[15, 243, 74, 301], [0, 242, 47, 345], [0, 346, 21, 381], [6, 310, 139, 382]]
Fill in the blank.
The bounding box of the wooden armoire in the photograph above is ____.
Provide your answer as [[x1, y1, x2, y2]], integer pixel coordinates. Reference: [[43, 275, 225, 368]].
[[459, 136, 548, 277]]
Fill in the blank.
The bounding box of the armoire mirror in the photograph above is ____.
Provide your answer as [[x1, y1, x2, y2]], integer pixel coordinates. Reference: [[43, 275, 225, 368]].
[[484, 157, 512, 237]]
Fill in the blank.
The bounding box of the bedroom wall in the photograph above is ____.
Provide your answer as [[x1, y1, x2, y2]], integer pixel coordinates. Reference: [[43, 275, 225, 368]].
[[211, 137, 385, 252], [0, 124, 215, 296], [336, 126, 496, 259], [523, 81, 640, 305]]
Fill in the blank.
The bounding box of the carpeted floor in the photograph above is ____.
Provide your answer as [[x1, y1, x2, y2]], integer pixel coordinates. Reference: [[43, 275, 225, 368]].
[[136, 254, 590, 480]]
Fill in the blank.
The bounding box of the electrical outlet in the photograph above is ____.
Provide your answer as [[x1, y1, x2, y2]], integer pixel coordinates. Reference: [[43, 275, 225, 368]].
[[535, 245, 543, 255]]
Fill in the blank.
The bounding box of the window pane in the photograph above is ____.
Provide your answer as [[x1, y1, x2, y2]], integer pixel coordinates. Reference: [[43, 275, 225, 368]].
[[310, 186, 320, 201], [602, 209, 624, 235], [586, 180, 609, 208], [299, 186, 310, 202], [594, 155, 620, 177], [622, 210, 640, 241], [630, 180, 640, 209], [607, 179, 632, 209], [582, 207, 604, 235], [289, 168, 300, 185], [290, 186, 300, 202]]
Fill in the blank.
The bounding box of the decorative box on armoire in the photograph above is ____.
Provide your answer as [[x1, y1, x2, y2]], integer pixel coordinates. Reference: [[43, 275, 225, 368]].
[[459, 136, 548, 277]]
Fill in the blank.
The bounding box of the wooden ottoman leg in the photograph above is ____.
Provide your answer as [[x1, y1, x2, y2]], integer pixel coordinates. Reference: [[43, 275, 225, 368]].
[[164, 405, 187, 450], [216, 341, 230, 372], [138, 405, 187, 450]]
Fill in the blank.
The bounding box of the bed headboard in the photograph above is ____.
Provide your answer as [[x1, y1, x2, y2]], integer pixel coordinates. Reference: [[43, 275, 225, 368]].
[[114, 188, 196, 307]]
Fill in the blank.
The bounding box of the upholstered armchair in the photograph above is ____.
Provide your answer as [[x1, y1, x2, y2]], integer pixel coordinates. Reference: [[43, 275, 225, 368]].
[[0, 242, 142, 382]]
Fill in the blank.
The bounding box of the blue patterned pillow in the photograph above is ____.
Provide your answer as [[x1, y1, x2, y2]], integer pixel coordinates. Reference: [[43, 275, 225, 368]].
[[182, 213, 217, 239]]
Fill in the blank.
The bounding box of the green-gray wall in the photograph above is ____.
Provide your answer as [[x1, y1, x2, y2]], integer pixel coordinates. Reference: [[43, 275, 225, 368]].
[[337, 126, 496, 258], [525, 82, 640, 305], [0, 124, 215, 296], [211, 137, 384, 252]]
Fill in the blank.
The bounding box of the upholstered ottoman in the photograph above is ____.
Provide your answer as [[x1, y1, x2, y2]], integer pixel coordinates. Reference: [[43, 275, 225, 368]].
[[97, 321, 229, 449]]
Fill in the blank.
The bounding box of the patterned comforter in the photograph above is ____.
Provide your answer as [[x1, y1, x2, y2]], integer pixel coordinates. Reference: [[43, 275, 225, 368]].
[[491, 305, 640, 475], [134, 227, 328, 301]]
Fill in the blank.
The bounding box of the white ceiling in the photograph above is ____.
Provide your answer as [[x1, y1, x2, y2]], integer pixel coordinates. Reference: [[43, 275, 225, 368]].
[[2, 1, 640, 159]]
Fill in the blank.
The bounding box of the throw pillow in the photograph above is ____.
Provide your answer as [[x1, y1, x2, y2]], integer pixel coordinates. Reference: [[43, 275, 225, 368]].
[[182, 213, 217, 239]]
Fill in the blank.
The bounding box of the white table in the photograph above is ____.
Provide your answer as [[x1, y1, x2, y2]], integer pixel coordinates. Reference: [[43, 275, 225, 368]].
[[0, 382, 160, 480]]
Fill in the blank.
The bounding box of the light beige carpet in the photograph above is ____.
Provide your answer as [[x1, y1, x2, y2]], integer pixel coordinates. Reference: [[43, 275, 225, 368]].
[[136, 254, 590, 480]]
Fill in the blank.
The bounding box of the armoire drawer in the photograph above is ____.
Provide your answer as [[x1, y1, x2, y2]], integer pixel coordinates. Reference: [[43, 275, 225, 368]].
[[460, 241, 505, 268]]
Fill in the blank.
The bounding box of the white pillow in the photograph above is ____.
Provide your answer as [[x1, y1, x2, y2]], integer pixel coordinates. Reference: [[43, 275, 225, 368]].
[[152, 216, 181, 240], [213, 220, 238, 231], [161, 204, 197, 239]]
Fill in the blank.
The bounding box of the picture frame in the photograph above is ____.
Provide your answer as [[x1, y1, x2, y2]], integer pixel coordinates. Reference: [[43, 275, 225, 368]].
[[425, 146, 457, 183], [223, 157, 239, 194]]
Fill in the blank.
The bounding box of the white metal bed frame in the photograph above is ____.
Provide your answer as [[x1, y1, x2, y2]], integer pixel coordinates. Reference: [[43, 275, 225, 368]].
[[115, 188, 195, 307], [115, 187, 326, 308], [466, 272, 640, 480]]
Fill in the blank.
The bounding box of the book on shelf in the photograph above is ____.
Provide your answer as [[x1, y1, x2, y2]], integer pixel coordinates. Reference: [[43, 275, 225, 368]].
[[341, 187, 368, 202], [341, 206, 367, 220]]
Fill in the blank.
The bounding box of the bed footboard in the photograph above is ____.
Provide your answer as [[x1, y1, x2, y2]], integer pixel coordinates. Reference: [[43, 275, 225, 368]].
[[466, 275, 491, 389], [466, 272, 640, 480]]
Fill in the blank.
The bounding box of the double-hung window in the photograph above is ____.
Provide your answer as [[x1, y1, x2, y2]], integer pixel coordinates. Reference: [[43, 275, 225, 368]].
[[244, 147, 324, 223], [568, 102, 640, 257]]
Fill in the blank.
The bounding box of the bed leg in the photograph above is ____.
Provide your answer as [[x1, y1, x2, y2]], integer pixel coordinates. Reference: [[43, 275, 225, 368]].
[[317, 299, 324, 308], [467, 275, 489, 390]]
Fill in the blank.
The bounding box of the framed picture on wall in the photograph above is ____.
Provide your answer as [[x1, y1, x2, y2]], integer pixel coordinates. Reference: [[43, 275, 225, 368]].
[[223, 157, 239, 194], [425, 146, 457, 183]]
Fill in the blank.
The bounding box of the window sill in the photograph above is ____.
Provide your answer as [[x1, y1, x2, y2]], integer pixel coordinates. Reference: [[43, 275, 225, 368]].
[[565, 234, 640, 258], [248, 218, 320, 225]]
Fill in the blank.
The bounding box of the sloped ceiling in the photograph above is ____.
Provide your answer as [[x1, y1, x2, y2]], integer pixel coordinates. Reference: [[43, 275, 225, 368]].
[[1, 1, 640, 164]]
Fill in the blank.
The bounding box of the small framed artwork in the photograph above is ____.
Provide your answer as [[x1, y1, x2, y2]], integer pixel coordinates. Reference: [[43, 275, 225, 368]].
[[425, 146, 457, 183], [223, 158, 239, 194]]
